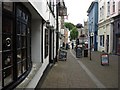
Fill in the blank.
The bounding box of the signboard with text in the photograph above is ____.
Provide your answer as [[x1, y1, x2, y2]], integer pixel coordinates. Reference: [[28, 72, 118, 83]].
[[101, 53, 109, 66]]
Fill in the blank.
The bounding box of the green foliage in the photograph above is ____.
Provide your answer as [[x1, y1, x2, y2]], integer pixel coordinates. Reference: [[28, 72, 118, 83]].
[[64, 22, 78, 40], [70, 27, 78, 40], [64, 22, 75, 31]]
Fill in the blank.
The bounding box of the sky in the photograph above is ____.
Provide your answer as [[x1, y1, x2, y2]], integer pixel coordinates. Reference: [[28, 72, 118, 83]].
[[64, 0, 94, 25]]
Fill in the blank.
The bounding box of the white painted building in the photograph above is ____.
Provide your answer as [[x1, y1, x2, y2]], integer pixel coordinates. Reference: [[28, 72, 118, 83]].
[[98, 0, 120, 53], [0, 0, 59, 89]]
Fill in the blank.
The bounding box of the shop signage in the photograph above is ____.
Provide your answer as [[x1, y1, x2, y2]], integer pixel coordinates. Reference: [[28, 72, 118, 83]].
[[101, 53, 109, 66]]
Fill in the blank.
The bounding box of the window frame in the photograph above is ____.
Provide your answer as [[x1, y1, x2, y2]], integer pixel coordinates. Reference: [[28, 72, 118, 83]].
[[44, 29, 49, 58], [2, 2, 32, 89]]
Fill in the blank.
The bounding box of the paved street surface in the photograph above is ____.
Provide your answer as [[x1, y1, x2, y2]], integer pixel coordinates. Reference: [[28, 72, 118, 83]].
[[36, 49, 118, 89]]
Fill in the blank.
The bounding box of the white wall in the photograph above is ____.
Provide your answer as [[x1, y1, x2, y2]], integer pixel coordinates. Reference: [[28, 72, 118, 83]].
[[29, 0, 49, 21], [31, 19, 42, 63], [54, 31, 56, 58]]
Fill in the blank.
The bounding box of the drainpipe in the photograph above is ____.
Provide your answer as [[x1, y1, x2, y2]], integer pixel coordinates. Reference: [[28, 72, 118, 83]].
[[56, 2, 59, 62]]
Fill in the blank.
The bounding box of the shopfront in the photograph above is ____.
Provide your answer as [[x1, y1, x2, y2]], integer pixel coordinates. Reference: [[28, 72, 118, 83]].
[[113, 15, 120, 55], [0, 2, 32, 89]]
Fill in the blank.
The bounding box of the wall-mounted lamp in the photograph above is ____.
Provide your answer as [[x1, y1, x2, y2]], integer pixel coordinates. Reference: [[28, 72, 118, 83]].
[[46, 20, 50, 28]]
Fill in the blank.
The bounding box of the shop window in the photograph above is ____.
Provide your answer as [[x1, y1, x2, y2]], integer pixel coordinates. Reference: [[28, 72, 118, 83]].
[[16, 6, 30, 77], [45, 29, 49, 58], [2, 2, 31, 89], [100, 35, 104, 47], [3, 67, 13, 86], [3, 52, 13, 68], [17, 62, 22, 77], [2, 16, 14, 87], [2, 35, 12, 50], [17, 50, 22, 62], [3, 18, 13, 34]]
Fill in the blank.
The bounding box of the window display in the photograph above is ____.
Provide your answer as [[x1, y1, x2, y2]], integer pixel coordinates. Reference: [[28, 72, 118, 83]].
[[16, 21, 21, 34], [21, 24, 26, 35], [2, 35, 12, 50], [22, 61, 27, 73], [17, 62, 22, 77], [3, 67, 13, 86], [17, 50, 22, 62], [3, 52, 13, 68], [17, 36, 21, 49], [22, 49, 26, 60], [22, 36, 26, 48], [2, 2, 32, 89]]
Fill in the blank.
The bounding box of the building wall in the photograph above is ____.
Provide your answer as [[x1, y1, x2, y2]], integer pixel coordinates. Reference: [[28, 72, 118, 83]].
[[26, 0, 57, 88], [98, 0, 120, 53], [0, 1, 57, 89], [88, 1, 98, 51], [113, 15, 120, 55]]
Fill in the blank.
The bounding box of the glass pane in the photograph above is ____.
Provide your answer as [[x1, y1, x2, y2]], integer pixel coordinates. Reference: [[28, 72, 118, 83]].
[[22, 61, 26, 73], [17, 63, 22, 77], [25, 15, 28, 22], [3, 18, 13, 33], [3, 52, 13, 68], [27, 57, 30, 68], [0, 71, 2, 89], [16, 35, 21, 49], [17, 50, 21, 62], [22, 12, 26, 20], [22, 49, 26, 60], [3, 2, 13, 12], [3, 67, 13, 86], [2, 35, 12, 50], [16, 8, 22, 17], [22, 36, 26, 48], [16, 21, 21, 34], [27, 46, 30, 57], [21, 24, 26, 35]]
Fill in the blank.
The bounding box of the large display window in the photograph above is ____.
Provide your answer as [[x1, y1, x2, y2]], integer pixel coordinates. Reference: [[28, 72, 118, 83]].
[[1, 2, 32, 89]]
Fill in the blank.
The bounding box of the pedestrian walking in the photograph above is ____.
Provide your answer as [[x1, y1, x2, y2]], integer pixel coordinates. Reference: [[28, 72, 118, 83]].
[[66, 43, 69, 50], [71, 42, 74, 49]]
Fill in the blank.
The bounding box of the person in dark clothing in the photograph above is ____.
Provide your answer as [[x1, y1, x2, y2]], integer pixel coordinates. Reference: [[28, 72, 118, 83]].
[[71, 42, 74, 49], [63, 42, 65, 47], [66, 43, 69, 50]]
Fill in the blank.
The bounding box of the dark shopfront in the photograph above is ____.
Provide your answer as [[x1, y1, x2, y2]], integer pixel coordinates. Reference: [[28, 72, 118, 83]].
[[113, 14, 120, 55], [0, 2, 32, 89]]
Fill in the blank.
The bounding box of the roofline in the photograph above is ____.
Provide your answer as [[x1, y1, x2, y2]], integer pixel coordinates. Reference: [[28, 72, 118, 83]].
[[87, 1, 98, 14]]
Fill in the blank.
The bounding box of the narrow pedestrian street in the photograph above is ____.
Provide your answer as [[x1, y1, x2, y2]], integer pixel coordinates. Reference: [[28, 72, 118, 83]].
[[36, 49, 118, 88]]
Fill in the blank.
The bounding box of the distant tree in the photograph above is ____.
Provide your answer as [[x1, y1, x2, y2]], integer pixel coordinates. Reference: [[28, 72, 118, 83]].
[[64, 22, 75, 31], [70, 27, 78, 40]]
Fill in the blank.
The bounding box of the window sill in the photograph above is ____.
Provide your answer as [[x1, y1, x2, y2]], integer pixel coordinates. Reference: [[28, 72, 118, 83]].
[[16, 62, 42, 88]]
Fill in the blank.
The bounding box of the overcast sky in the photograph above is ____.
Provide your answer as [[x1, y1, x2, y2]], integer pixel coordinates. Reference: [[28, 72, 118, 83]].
[[64, 0, 94, 25]]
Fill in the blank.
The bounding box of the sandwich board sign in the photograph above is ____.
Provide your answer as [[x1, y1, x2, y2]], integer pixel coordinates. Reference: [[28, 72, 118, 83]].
[[101, 53, 109, 66]]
